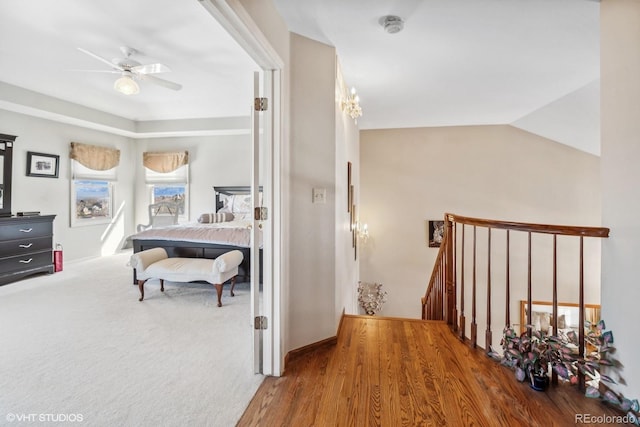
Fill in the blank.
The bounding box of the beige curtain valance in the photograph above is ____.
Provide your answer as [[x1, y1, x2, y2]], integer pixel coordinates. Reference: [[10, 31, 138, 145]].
[[143, 151, 189, 173], [70, 142, 120, 171]]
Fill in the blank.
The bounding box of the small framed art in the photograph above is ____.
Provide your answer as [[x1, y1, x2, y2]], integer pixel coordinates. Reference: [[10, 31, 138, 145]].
[[26, 151, 59, 178], [428, 220, 445, 247]]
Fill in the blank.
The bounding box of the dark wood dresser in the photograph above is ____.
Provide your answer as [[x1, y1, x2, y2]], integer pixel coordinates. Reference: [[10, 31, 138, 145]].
[[0, 215, 56, 286]]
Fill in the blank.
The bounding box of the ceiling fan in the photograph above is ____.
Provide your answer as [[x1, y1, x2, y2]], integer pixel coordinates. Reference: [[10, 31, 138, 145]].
[[77, 46, 182, 95]]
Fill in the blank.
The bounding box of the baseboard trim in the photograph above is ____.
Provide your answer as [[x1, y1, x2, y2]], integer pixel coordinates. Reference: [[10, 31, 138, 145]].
[[284, 311, 346, 372], [343, 313, 446, 323], [284, 336, 337, 370]]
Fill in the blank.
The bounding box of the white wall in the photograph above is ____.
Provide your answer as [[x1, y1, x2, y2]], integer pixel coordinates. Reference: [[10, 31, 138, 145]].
[[288, 33, 337, 349], [0, 109, 135, 261], [335, 63, 360, 320], [360, 125, 602, 321], [601, 0, 640, 400], [133, 134, 251, 227]]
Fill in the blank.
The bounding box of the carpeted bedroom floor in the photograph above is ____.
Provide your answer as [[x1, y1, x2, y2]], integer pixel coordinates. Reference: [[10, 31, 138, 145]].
[[0, 250, 263, 427]]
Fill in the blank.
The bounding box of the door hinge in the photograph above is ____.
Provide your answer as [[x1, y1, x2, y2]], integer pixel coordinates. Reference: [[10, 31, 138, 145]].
[[254, 316, 268, 330], [254, 207, 268, 221], [254, 97, 268, 111]]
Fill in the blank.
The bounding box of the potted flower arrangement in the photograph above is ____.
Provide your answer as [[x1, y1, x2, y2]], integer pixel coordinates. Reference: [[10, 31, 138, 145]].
[[551, 320, 618, 397], [490, 325, 553, 391], [490, 320, 640, 424]]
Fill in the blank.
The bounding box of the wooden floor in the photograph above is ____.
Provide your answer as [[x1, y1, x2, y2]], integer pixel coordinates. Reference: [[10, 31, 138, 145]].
[[238, 315, 625, 426]]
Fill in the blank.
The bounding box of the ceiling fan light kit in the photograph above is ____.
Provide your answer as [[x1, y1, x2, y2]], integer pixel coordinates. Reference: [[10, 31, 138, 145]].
[[77, 46, 181, 95], [114, 72, 140, 95]]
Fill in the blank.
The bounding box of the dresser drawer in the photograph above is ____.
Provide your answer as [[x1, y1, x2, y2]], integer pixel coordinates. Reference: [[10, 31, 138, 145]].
[[0, 251, 52, 274], [0, 237, 52, 258], [0, 221, 53, 240]]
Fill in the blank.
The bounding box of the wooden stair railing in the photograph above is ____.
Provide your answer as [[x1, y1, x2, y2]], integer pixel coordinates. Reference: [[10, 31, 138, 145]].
[[422, 213, 609, 386]]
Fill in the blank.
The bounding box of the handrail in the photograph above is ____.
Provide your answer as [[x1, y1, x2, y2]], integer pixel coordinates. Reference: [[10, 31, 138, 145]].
[[445, 213, 609, 238], [423, 213, 610, 388], [421, 230, 449, 320]]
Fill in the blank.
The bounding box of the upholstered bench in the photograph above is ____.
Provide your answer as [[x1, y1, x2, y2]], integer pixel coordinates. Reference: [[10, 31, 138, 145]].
[[129, 248, 244, 307]]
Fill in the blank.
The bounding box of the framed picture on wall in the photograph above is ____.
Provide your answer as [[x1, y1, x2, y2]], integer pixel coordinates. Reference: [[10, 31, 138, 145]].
[[26, 151, 59, 178], [70, 180, 113, 227], [428, 220, 444, 247], [347, 161, 352, 213]]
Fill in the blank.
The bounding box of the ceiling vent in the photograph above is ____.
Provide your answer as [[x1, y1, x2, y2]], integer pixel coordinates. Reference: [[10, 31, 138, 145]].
[[380, 15, 404, 34]]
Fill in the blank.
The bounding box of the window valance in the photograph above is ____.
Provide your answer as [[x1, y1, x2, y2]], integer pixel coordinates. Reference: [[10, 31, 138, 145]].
[[70, 142, 120, 171], [143, 151, 189, 173]]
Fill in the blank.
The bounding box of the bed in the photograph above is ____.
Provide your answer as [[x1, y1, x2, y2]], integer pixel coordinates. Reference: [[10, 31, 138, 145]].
[[131, 186, 262, 283]]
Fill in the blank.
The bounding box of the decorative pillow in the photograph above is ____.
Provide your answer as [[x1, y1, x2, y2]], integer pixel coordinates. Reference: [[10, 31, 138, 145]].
[[217, 193, 262, 221], [217, 194, 234, 213], [532, 311, 551, 333], [231, 194, 253, 213], [198, 212, 234, 223], [557, 314, 566, 329]]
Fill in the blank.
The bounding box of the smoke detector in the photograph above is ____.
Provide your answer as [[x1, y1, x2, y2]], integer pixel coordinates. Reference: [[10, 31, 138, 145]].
[[380, 15, 404, 34]]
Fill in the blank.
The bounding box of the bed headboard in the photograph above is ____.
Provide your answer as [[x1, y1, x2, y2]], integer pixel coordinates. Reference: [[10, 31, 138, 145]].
[[213, 186, 262, 212]]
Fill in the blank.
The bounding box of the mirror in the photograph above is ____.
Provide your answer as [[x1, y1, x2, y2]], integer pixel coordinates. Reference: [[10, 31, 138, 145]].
[[0, 133, 16, 218]]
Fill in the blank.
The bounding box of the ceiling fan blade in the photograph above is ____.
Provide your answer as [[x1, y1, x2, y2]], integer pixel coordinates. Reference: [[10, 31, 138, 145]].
[[139, 74, 182, 91], [77, 48, 123, 71], [132, 63, 171, 74], [70, 69, 120, 74]]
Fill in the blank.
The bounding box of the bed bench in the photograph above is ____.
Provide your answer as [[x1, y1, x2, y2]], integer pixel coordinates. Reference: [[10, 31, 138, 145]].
[[129, 247, 244, 307]]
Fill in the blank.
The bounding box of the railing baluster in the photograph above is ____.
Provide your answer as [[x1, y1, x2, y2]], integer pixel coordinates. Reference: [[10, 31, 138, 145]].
[[446, 217, 455, 326], [441, 254, 445, 320], [505, 230, 510, 326], [578, 236, 585, 390], [471, 226, 477, 348], [460, 225, 466, 341], [452, 222, 458, 331], [552, 234, 558, 385], [527, 231, 532, 336], [486, 227, 492, 351], [436, 260, 442, 320]]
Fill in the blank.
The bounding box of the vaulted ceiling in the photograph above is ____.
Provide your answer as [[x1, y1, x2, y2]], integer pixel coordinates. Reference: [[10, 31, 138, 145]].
[[0, 0, 600, 153], [274, 0, 600, 155]]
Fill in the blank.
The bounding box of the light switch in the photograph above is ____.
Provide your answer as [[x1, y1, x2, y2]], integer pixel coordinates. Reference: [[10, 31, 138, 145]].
[[312, 187, 326, 204]]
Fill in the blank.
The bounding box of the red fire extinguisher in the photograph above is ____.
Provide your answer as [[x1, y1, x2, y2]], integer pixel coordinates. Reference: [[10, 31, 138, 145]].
[[54, 244, 63, 272]]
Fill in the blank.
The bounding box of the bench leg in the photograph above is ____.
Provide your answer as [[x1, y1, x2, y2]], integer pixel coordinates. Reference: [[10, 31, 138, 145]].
[[138, 279, 147, 302], [214, 283, 223, 307], [229, 276, 237, 297]]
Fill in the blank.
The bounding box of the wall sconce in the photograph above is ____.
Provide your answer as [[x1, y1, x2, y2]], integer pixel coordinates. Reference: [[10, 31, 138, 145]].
[[341, 87, 362, 121], [358, 223, 369, 243]]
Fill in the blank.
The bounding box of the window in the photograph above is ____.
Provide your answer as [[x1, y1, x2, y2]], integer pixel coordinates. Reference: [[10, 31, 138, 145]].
[[152, 183, 187, 216], [69, 142, 119, 227], [71, 180, 113, 225], [143, 151, 189, 220]]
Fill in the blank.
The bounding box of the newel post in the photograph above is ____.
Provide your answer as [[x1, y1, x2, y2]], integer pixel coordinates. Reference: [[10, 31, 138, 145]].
[[445, 215, 455, 326]]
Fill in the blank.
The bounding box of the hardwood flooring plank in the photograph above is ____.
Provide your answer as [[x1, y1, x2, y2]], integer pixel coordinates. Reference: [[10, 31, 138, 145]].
[[238, 315, 625, 426]]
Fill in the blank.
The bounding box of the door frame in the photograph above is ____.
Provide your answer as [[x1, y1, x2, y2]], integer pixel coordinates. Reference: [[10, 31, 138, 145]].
[[199, 0, 284, 376]]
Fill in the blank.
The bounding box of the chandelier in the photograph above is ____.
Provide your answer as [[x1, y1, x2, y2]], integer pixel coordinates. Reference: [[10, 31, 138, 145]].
[[342, 87, 362, 121]]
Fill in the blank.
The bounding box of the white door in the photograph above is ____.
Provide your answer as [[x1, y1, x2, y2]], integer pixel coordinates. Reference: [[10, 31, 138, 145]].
[[251, 70, 274, 374]]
